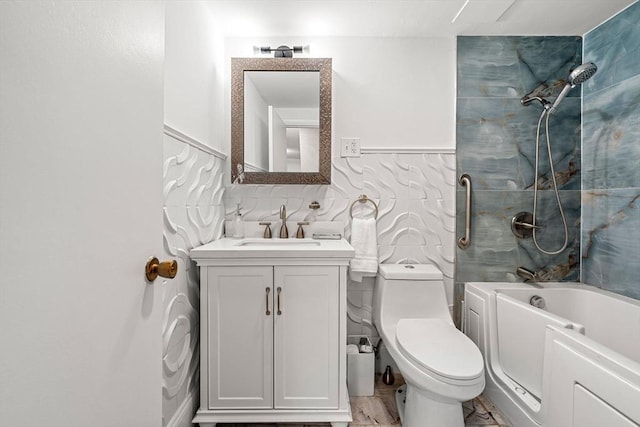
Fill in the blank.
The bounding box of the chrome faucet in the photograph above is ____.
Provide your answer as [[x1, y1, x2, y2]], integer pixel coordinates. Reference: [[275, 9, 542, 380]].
[[279, 204, 289, 238], [516, 266, 537, 281], [516, 267, 537, 282], [516, 267, 543, 288]]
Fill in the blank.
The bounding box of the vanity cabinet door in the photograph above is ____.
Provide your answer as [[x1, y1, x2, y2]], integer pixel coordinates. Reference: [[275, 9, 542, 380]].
[[207, 266, 274, 409], [273, 266, 339, 409]]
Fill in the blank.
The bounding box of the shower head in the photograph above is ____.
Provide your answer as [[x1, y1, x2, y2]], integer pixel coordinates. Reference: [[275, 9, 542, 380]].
[[568, 62, 598, 86], [549, 62, 597, 113]]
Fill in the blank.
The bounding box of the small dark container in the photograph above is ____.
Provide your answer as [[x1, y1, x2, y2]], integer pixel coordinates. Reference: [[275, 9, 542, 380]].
[[382, 365, 395, 385]]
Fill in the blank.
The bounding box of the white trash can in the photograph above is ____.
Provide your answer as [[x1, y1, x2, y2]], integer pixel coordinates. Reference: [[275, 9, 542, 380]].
[[347, 336, 375, 397]]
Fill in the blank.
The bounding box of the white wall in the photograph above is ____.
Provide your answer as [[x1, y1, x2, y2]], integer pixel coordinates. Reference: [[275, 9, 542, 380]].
[[161, 130, 225, 427], [224, 36, 456, 152], [163, 2, 226, 426], [165, 0, 225, 152]]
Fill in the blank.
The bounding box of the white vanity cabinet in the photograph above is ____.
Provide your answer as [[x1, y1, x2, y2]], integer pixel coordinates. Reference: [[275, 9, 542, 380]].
[[273, 266, 339, 409], [206, 266, 274, 410], [191, 238, 354, 427], [207, 265, 339, 410]]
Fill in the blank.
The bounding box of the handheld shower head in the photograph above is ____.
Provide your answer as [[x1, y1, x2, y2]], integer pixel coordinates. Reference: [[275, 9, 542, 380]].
[[568, 62, 598, 85], [549, 62, 597, 113]]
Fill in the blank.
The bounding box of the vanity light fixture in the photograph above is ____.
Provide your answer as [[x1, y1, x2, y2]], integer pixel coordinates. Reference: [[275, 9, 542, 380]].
[[253, 45, 310, 58]]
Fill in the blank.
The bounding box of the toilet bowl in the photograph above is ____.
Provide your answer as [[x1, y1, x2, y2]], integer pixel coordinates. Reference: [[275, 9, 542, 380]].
[[373, 264, 484, 427]]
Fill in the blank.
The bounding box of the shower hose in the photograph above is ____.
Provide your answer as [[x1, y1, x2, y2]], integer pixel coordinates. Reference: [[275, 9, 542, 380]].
[[532, 108, 569, 255]]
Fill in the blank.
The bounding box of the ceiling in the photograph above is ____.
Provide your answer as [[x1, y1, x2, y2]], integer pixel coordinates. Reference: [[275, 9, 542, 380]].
[[204, 0, 637, 38]]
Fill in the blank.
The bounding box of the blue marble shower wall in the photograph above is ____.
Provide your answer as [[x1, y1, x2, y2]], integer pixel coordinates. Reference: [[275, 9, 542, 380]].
[[456, 36, 583, 290], [582, 1, 640, 299]]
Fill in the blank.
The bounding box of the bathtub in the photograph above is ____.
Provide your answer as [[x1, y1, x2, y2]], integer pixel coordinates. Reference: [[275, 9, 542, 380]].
[[463, 282, 640, 427]]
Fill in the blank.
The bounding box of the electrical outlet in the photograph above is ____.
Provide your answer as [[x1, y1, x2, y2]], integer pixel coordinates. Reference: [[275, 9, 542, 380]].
[[340, 137, 361, 157]]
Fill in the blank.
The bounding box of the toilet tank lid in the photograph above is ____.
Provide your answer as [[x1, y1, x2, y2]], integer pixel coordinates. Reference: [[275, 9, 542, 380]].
[[378, 264, 443, 280]]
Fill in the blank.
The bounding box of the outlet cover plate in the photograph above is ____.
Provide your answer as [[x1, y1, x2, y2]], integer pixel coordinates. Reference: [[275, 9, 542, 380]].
[[340, 137, 361, 157]]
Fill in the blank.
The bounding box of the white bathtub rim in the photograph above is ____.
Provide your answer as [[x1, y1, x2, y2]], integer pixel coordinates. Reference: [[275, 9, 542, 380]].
[[465, 281, 640, 306]]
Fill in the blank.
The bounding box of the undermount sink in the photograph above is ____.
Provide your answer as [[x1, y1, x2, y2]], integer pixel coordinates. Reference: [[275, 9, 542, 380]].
[[235, 238, 321, 247]]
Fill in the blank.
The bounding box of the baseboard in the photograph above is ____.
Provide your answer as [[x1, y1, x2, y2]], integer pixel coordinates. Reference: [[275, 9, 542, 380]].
[[166, 390, 197, 427]]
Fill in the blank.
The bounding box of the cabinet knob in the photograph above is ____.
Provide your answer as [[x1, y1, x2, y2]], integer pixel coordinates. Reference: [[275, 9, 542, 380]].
[[145, 257, 178, 282]]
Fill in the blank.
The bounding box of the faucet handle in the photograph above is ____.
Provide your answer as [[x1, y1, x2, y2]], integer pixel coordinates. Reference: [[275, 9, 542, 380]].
[[296, 221, 309, 239], [259, 222, 272, 239]]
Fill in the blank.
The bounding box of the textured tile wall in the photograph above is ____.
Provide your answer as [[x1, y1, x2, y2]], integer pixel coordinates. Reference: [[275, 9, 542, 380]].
[[456, 37, 583, 294], [162, 132, 226, 425], [582, 1, 640, 299], [224, 151, 457, 341]]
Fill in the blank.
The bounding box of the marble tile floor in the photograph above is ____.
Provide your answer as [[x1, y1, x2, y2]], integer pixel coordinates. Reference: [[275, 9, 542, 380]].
[[219, 374, 511, 427]]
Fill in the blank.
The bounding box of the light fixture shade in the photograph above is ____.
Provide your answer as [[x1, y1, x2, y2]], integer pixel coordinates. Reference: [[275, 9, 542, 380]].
[[252, 44, 310, 57], [293, 45, 310, 54]]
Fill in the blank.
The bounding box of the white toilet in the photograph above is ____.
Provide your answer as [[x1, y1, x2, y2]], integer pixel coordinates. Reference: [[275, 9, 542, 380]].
[[373, 264, 485, 427]]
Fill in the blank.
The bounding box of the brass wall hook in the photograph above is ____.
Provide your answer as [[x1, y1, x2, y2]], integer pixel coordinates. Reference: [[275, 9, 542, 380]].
[[145, 257, 178, 282]]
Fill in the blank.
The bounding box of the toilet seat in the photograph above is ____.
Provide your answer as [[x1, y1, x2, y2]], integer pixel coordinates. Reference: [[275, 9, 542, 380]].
[[395, 318, 484, 383]]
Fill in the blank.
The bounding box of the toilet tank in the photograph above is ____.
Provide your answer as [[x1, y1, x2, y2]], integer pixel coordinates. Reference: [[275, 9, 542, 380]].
[[373, 264, 452, 328]]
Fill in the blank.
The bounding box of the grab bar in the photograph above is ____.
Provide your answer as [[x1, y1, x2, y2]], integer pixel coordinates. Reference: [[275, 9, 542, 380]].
[[458, 174, 472, 249]]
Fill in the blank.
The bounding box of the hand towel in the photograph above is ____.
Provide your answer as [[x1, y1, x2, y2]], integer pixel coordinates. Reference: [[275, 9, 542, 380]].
[[349, 217, 378, 282]]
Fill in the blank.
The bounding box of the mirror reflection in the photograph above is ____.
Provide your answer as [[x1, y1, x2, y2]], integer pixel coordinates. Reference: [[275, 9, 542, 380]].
[[243, 71, 320, 173], [231, 57, 331, 185]]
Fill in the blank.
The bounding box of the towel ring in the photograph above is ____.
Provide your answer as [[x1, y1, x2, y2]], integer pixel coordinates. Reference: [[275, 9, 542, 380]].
[[349, 194, 379, 219]]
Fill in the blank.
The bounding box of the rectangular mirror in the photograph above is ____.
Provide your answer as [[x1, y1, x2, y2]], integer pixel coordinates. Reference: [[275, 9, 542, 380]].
[[231, 57, 332, 184]]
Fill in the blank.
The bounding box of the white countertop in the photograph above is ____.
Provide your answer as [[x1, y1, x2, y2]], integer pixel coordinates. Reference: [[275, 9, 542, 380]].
[[190, 237, 355, 261]]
